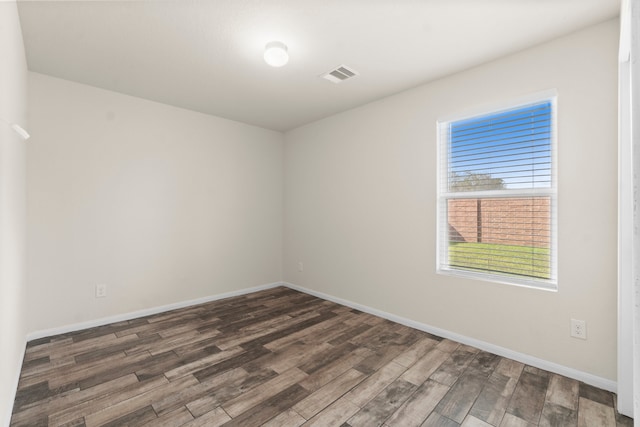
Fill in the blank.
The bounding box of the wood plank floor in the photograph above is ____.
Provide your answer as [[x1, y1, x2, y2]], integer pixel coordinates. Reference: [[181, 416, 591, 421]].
[[11, 287, 633, 427]]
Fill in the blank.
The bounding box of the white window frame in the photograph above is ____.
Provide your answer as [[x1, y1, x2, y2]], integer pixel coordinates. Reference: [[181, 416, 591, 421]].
[[436, 91, 558, 291]]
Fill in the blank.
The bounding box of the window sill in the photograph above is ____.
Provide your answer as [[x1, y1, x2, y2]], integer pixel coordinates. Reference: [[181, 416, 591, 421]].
[[437, 267, 558, 292]]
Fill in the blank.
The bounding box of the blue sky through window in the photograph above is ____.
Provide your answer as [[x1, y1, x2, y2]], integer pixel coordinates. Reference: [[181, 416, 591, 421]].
[[448, 101, 552, 190]]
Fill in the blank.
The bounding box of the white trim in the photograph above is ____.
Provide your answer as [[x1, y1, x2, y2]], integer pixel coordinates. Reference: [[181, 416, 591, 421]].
[[4, 337, 27, 427], [437, 267, 557, 292], [283, 282, 617, 393], [440, 188, 556, 200], [631, 0, 640, 418], [619, 0, 631, 63], [617, 28, 634, 418], [617, 0, 638, 418], [26, 282, 282, 341]]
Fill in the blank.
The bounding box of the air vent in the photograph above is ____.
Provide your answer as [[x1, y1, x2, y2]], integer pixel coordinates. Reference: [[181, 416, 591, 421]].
[[321, 65, 359, 84]]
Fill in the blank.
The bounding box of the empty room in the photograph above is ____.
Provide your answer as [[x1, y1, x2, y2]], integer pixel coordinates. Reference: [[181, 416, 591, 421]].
[[1, 0, 638, 426]]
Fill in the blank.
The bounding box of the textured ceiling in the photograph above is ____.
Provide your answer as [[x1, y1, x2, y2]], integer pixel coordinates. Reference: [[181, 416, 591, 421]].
[[18, 0, 620, 131]]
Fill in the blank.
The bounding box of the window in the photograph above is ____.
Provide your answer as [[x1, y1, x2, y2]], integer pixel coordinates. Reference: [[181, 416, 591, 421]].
[[437, 96, 557, 289]]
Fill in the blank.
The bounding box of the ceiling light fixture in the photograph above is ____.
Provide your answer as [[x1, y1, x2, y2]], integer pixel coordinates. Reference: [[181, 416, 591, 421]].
[[264, 41, 289, 67], [0, 116, 30, 140]]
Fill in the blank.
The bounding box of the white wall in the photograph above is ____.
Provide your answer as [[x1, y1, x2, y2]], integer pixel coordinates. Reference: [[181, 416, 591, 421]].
[[284, 20, 619, 381], [27, 73, 283, 333], [0, 1, 28, 425]]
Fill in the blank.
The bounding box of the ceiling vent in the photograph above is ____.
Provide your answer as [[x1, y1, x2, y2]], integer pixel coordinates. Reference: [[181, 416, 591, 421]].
[[321, 65, 359, 83]]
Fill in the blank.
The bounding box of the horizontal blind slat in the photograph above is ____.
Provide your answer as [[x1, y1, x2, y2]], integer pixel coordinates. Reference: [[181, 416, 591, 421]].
[[450, 138, 552, 159], [450, 123, 552, 146], [451, 106, 552, 137]]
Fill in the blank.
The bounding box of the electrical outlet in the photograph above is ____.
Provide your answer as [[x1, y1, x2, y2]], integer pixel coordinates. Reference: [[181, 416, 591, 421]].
[[298, 261, 304, 272], [570, 319, 586, 339], [95, 284, 107, 298]]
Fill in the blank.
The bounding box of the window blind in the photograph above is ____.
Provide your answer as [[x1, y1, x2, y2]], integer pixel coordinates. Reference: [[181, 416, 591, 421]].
[[438, 99, 556, 288]]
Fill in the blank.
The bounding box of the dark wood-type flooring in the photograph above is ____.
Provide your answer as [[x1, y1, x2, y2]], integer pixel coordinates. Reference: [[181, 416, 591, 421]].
[[11, 287, 633, 426]]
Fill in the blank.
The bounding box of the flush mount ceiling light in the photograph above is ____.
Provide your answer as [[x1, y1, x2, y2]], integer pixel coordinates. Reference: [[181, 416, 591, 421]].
[[264, 41, 289, 67], [0, 116, 30, 140]]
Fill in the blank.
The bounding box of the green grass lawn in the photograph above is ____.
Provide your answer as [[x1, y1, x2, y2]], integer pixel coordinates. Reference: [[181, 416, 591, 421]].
[[449, 242, 550, 279]]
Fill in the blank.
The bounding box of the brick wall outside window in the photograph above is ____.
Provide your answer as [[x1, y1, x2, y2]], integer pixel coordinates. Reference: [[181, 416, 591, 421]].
[[448, 197, 551, 248]]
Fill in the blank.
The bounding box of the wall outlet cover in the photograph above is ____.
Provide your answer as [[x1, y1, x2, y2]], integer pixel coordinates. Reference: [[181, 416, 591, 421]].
[[570, 318, 586, 339], [95, 284, 107, 298]]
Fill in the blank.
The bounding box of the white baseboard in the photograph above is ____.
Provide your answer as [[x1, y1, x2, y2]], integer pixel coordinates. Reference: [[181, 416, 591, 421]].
[[26, 282, 282, 342], [22, 280, 617, 394], [282, 281, 617, 393], [4, 336, 27, 427]]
